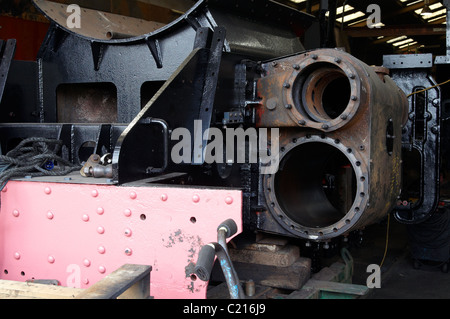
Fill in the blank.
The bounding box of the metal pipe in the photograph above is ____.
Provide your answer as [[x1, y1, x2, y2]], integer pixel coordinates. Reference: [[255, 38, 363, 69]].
[[194, 219, 244, 299], [105, 31, 138, 40], [217, 227, 244, 298]]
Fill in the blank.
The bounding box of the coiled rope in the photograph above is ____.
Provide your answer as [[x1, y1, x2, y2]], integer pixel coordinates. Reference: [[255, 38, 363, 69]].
[[0, 137, 81, 190]]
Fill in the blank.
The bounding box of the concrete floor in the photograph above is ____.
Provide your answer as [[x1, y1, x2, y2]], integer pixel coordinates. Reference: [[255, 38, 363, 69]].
[[346, 217, 450, 299]]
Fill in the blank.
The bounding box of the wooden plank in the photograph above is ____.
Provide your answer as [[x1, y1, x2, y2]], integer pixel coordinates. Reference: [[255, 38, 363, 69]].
[[228, 245, 300, 267], [303, 279, 369, 296], [212, 257, 311, 291], [0, 280, 82, 299], [76, 264, 151, 299]]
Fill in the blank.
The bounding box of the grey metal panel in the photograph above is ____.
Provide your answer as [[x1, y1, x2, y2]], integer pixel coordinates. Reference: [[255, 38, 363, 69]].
[[383, 54, 434, 69]]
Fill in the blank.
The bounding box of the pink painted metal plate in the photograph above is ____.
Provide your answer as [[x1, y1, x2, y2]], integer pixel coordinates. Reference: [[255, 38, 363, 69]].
[[0, 181, 242, 299]]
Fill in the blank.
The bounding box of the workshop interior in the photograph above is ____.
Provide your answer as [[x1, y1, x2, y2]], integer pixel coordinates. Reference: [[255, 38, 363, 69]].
[[0, 0, 449, 299]]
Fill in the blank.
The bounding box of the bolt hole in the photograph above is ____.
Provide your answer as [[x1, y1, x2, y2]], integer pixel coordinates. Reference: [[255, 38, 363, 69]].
[[190, 274, 197, 281], [140, 214, 146, 221], [20, 271, 25, 276], [3, 269, 8, 275], [190, 217, 197, 224]]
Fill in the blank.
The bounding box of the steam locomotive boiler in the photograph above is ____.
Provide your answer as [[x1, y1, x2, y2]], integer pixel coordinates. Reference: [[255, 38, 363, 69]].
[[0, 0, 444, 299]]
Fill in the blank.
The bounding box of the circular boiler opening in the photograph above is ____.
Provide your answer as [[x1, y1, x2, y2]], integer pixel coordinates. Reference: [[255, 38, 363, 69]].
[[296, 64, 352, 122], [274, 141, 357, 229]]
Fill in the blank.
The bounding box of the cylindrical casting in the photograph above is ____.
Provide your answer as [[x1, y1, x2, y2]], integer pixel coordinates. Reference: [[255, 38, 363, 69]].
[[258, 48, 408, 241]]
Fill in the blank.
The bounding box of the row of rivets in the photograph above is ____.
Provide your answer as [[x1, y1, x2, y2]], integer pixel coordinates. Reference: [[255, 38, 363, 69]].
[[39, 186, 235, 206], [9, 188, 235, 279], [8, 187, 141, 281], [12, 195, 235, 220]]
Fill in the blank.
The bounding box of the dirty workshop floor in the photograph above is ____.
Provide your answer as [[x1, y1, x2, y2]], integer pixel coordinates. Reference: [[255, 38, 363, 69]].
[[346, 217, 450, 299]]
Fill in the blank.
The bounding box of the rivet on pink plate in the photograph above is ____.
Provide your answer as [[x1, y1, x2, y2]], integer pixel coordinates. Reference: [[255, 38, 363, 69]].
[[83, 278, 89, 285], [82, 214, 89, 222], [47, 211, 54, 220], [98, 246, 106, 254], [124, 248, 132, 256], [91, 189, 99, 197], [83, 259, 91, 267], [129, 191, 137, 199], [97, 207, 104, 215], [14, 252, 20, 260], [123, 209, 132, 217], [225, 196, 233, 205], [98, 266, 106, 274], [12, 210, 19, 217], [97, 226, 105, 234], [44, 187, 51, 194], [192, 194, 200, 203], [160, 193, 168, 201], [124, 228, 132, 237], [48, 256, 55, 264]]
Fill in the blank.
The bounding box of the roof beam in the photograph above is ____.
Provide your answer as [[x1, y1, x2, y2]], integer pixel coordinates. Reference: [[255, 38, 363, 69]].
[[344, 24, 446, 37]]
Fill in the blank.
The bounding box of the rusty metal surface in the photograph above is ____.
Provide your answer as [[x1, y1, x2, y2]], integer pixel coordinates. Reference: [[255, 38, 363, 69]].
[[56, 83, 118, 123], [257, 48, 408, 241], [33, 0, 165, 40], [257, 49, 369, 131]]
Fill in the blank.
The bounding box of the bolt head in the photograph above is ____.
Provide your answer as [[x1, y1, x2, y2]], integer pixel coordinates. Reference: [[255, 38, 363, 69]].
[[192, 194, 200, 203], [123, 209, 132, 217], [225, 196, 234, 205]]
